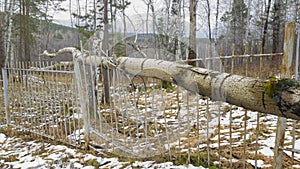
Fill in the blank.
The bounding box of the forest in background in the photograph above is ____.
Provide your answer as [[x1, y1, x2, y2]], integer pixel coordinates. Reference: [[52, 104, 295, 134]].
[[0, 0, 299, 70]]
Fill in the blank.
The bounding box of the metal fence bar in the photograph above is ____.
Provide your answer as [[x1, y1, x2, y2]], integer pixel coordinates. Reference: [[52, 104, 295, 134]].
[[292, 32, 299, 163], [2, 68, 9, 125], [220, 53, 283, 59], [296, 26, 299, 80]]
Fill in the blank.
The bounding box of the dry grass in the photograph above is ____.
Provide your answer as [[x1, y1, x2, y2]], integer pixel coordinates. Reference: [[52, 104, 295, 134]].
[[223, 57, 282, 79], [1, 58, 300, 168]]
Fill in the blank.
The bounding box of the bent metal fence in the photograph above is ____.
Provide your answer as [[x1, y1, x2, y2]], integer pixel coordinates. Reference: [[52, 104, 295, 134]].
[[1, 22, 300, 169], [2, 62, 84, 146]]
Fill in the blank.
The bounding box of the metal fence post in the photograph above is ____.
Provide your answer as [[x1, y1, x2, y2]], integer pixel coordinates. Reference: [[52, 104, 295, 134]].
[[273, 22, 296, 169], [74, 56, 90, 149], [2, 68, 9, 125], [295, 25, 299, 80]]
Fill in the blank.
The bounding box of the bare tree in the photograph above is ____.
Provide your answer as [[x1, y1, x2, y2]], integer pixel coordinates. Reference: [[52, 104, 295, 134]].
[[24, 0, 30, 62], [272, 0, 281, 53], [205, 0, 212, 43], [19, 0, 23, 61], [5, 0, 15, 67], [93, 0, 110, 103], [149, 0, 158, 59], [0, 13, 5, 74], [215, 0, 220, 44], [244, 0, 251, 44], [188, 0, 197, 66], [261, 0, 271, 54], [93, 0, 105, 55], [169, 0, 180, 60]]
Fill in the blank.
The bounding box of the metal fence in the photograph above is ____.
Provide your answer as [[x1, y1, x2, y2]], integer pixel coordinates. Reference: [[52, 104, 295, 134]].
[[1, 62, 84, 147], [1, 22, 300, 169]]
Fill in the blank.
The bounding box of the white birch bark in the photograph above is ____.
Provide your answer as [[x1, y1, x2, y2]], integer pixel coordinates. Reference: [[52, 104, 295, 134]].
[[114, 57, 300, 120], [5, 0, 15, 66], [41, 47, 300, 120], [93, 0, 105, 56]]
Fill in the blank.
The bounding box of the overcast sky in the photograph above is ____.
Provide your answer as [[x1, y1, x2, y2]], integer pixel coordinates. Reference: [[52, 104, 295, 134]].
[[52, 0, 207, 38], [53, 0, 150, 26]]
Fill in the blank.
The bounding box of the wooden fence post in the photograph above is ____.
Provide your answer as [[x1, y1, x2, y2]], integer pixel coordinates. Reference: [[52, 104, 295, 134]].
[[273, 22, 296, 169]]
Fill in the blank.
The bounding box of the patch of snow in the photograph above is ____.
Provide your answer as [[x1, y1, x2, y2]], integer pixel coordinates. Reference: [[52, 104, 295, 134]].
[[210, 142, 230, 148], [67, 129, 84, 141], [83, 154, 98, 162], [0, 133, 6, 143], [82, 166, 95, 169], [247, 159, 264, 168], [258, 147, 274, 157], [294, 139, 300, 149], [73, 162, 83, 168], [47, 152, 67, 162], [65, 147, 77, 156], [224, 132, 241, 139], [132, 161, 155, 168], [13, 156, 46, 169], [258, 136, 276, 147], [72, 113, 83, 119], [53, 145, 67, 151], [293, 164, 300, 168], [262, 164, 272, 168], [154, 161, 174, 168]]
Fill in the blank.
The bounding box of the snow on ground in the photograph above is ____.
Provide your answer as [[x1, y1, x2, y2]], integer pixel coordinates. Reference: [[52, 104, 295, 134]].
[[0, 130, 207, 169], [2, 79, 300, 168]]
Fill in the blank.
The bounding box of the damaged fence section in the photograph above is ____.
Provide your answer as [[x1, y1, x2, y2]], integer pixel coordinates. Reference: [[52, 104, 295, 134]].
[[1, 22, 300, 169], [2, 62, 84, 147], [2, 57, 300, 168]]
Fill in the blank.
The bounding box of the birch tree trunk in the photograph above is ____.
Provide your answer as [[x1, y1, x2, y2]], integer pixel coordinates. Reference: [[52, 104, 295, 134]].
[[5, 0, 15, 67], [93, 0, 105, 55], [93, 0, 110, 103], [41, 47, 300, 121], [115, 57, 300, 120]]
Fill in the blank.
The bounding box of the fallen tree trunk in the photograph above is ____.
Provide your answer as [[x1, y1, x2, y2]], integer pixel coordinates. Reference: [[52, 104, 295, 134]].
[[115, 57, 300, 120], [40, 48, 300, 120]]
